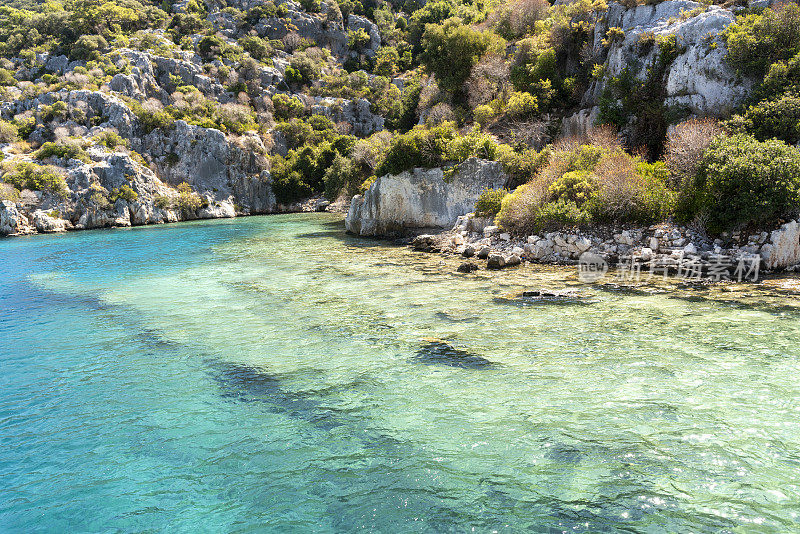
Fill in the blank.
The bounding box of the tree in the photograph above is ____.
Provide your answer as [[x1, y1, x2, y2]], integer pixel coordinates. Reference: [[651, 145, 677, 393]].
[[420, 18, 492, 96]]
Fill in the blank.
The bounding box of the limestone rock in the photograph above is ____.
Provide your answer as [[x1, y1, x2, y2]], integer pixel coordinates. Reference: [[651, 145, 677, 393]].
[[0, 201, 33, 236], [345, 158, 507, 236], [761, 220, 800, 269], [32, 210, 70, 233]]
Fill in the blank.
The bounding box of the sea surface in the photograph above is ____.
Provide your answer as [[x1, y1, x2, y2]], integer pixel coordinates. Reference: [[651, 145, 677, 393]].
[[1, 213, 799, 532]]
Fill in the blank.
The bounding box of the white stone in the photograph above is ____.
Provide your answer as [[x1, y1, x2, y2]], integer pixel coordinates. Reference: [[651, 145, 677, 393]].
[[761, 220, 800, 269], [345, 158, 506, 236]]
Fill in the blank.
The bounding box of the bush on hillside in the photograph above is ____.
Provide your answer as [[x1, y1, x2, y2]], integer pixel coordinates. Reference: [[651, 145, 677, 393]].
[[1, 161, 68, 197], [725, 3, 800, 77], [681, 134, 800, 231], [474, 188, 508, 217], [497, 144, 676, 233], [420, 18, 496, 94], [726, 92, 800, 145], [664, 118, 722, 188], [34, 141, 90, 163]]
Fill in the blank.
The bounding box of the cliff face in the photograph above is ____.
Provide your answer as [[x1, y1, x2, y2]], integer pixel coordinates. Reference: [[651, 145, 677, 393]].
[[563, 1, 751, 138], [346, 158, 507, 236]]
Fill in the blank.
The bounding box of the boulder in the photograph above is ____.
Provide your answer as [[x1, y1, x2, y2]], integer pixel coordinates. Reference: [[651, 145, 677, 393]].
[[487, 253, 506, 269], [563, 1, 752, 138], [457, 261, 479, 273], [0, 201, 33, 236], [345, 158, 506, 236], [32, 210, 70, 233], [761, 220, 800, 269]]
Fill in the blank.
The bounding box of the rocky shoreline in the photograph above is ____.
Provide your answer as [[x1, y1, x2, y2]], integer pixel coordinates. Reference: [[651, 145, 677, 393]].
[[0, 194, 344, 237], [407, 212, 800, 283]]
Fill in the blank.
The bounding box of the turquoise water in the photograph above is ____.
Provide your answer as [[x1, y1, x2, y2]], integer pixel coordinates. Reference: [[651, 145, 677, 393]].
[[2, 214, 800, 532]]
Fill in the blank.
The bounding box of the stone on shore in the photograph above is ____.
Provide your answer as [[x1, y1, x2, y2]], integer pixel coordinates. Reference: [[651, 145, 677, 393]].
[[345, 158, 506, 236]]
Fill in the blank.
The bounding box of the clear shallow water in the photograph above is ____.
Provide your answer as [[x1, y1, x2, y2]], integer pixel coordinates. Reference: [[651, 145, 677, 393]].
[[1, 214, 800, 533]]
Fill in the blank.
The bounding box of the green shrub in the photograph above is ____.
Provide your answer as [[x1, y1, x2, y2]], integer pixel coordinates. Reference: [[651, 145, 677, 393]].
[[497, 144, 676, 233], [0, 183, 20, 201], [473, 104, 496, 126], [348, 28, 371, 51], [421, 18, 495, 94], [1, 161, 68, 197], [34, 141, 90, 163], [726, 91, 800, 145], [682, 134, 800, 231], [724, 3, 800, 77], [272, 93, 306, 120], [505, 91, 538, 118], [532, 198, 590, 229], [175, 182, 205, 214], [93, 130, 129, 149], [198, 35, 225, 60], [0, 120, 19, 143], [474, 188, 508, 217], [239, 35, 272, 60], [374, 46, 399, 77], [70, 34, 108, 60], [111, 184, 138, 202], [128, 100, 175, 133]]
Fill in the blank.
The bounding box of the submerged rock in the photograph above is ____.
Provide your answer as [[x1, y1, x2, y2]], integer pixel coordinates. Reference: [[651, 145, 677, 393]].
[[457, 261, 479, 273], [345, 158, 506, 236], [412, 341, 497, 369]]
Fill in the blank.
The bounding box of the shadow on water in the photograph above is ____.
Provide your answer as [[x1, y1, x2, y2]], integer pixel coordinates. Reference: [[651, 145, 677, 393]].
[[411, 341, 499, 369]]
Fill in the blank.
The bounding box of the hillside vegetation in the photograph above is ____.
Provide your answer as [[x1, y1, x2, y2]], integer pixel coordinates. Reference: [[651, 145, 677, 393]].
[[0, 0, 799, 234]]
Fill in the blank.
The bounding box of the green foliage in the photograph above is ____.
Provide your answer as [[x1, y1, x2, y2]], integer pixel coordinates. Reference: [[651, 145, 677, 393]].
[[376, 122, 458, 176], [0, 120, 19, 143], [420, 17, 494, 94], [34, 141, 90, 162], [374, 46, 399, 77], [0, 0, 168, 58], [198, 35, 225, 60], [680, 134, 800, 232], [127, 99, 175, 134], [348, 28, 371, 51], [238, 35, 272, 60], [1, 161, 67, 197], [724, 3, 800, 78], [726, 91, 800, 145], [270, 115, 359, 203], [272, 93, 306, 121], [175, 181, 205, 214], [110, 183, 138, 202], [497, 143, 675, 233], [299, 0, 321, 13], [285, 53, 322, 87], [505, 91, 538, 118], [93, 130, 129, 149], [70, 34, 108, 60], [474, 187, 507, 217]]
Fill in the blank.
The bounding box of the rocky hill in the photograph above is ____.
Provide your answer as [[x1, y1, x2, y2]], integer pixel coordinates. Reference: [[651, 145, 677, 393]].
[[1, 0, 798, 243]]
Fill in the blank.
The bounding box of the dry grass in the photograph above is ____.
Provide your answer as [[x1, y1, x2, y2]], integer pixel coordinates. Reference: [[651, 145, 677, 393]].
[[591, 151, 640, 220]]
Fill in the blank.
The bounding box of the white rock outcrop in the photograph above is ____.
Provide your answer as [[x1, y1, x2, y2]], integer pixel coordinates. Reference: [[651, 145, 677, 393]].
[[563, 0, 752, 137], [761, 220, 800, 269], [0, 201, 33, 236], [346, 158, 507, 236]]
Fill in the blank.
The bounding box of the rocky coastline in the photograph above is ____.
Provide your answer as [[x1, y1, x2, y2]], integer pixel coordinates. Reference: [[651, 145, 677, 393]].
[[344, 158, 800, 282]]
